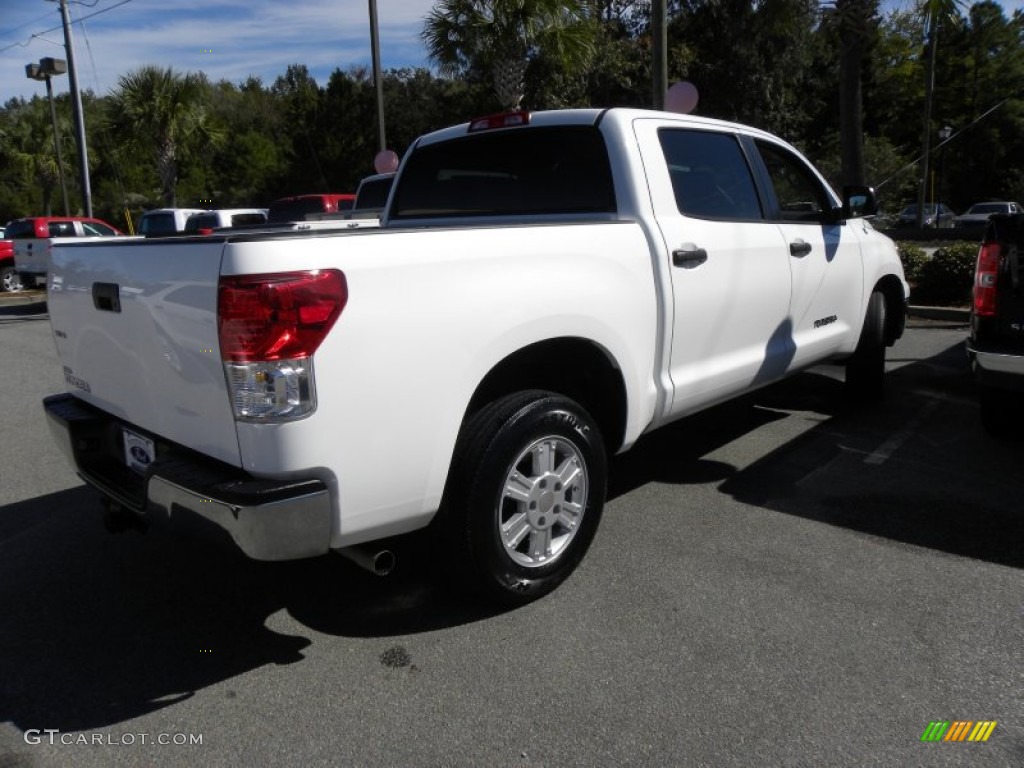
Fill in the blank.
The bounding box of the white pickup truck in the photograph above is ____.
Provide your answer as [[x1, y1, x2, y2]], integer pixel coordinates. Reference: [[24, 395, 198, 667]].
[[42, 108, 908, 605]]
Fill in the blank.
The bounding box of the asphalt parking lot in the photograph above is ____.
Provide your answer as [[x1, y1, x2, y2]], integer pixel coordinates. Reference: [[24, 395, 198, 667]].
[[1, 296, 1021, 767]]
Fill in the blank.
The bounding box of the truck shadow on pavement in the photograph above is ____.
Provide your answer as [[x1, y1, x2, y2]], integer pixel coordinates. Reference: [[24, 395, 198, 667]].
[[0, 296, 48, 325], [611, 336, 1024, 571], [0, 488, 498, 734]]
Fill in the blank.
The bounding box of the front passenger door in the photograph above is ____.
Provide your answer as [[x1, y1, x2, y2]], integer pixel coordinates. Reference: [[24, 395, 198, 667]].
[[752, 139, 865, 368]]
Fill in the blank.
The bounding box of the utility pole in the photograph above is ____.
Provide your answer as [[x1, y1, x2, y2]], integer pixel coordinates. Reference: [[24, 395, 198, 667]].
[[369, 0, 386, 153], [56, 0, 92, 217], [652, 0, 667, 110]]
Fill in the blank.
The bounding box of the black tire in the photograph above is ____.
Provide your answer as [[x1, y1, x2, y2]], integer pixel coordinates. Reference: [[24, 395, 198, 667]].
[[442, 390, 607, 606], [0, 265, 23, 293], [846, 291, 887, 401]]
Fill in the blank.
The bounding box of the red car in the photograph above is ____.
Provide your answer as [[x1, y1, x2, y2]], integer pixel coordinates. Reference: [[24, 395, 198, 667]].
[[6, 216, 124, 290], [267, 194, 355, 223], [0, 234, 18, 292]]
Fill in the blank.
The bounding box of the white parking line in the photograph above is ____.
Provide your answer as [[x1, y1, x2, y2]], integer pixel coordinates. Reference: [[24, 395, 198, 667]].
[[864, 397, 944, 465]]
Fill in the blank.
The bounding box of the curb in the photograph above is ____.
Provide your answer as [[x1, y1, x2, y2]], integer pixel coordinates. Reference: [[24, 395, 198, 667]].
[[0, 290, 45, 306], [908, 305, 970, 322]]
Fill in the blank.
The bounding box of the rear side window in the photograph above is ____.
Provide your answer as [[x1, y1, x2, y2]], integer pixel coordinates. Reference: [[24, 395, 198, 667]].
[[355, 176, 394, 210], [48, 221, 76, 237], [391, 126, 616, 219], [658, 129, 762, 221]]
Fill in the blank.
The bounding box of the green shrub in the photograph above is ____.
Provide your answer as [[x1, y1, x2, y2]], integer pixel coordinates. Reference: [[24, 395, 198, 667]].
[[913, 241, 978, 306], [897, 242, 929, 282]]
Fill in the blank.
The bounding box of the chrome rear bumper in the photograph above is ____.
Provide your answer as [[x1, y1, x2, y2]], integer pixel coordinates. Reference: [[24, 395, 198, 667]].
[[44, 393, 332, 560]]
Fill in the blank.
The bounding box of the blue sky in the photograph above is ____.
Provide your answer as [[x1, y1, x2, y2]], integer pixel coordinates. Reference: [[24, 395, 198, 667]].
[[0, 0, 437, 105], [1, 0, 1022, 106]]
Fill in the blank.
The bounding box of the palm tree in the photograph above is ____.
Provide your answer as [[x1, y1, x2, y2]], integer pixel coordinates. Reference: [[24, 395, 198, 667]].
[[0, 99, 69, 214], [422, 0, 596, 110], [107, 66, 224, 207]]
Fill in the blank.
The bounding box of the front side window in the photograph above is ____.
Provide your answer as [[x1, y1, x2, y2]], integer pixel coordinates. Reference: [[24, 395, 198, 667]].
[[755, 140, 834, 222], [82, 221, 117, 236], [658, 129, 763, 221], [391, 126, 616, 219]]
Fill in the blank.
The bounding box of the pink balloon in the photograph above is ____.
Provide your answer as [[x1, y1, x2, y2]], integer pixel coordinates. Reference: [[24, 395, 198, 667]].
[[664, 81, 699, 114], [374, 150, 399, 174]]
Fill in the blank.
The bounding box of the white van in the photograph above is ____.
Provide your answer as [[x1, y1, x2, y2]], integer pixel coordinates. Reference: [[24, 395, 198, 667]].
[[140, 208, 207, 236], [184, 209, 268, 233]]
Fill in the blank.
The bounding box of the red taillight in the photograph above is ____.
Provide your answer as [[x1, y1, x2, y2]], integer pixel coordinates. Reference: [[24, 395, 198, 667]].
[[973, 242, 1000, 317], [468, 111, 531, 132], [218, 270, 347, 362]]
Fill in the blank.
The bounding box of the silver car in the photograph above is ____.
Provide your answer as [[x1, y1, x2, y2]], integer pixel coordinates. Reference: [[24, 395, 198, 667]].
[[954, 201, 1023, 231]]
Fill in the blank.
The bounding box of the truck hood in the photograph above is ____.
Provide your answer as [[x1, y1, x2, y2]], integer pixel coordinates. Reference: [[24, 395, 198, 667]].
[[47, 238, 242, 466]]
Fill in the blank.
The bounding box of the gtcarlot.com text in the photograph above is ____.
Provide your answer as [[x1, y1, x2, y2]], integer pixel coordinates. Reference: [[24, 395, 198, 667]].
[[24, 729, 203, 746]]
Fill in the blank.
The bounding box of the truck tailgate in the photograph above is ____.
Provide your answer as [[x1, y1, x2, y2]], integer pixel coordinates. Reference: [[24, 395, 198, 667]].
[[47, 238, 241, 466]]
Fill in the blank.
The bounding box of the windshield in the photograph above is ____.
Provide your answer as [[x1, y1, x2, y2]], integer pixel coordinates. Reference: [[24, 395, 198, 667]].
[[967, 203, 1005, 215]]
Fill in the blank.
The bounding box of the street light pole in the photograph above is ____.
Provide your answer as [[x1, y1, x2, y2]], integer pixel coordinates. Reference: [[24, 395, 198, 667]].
[[56, 0, 92, 217], [937, 125, 952, 215], [368, 0, 386, 153], [26, 58, 70, 216], [43, 74, 70, 216], [652, 0, 667, 110]]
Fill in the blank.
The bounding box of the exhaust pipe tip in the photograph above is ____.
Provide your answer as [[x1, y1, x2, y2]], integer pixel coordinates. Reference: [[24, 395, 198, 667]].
[[337, 545, 396, 577]]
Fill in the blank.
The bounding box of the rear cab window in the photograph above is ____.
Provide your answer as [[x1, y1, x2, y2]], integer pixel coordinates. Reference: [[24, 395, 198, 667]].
[[185, 213, 219, 232], [268, 199, 328, 223], [140, 213, 177, 236], [6, 220, 42, 238], [390, 126, 617, 220]]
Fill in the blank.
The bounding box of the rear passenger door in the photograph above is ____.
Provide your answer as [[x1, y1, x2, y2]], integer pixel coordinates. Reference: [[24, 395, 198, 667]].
[[750, 139, 864, 367], [634, 120, 793, 419]]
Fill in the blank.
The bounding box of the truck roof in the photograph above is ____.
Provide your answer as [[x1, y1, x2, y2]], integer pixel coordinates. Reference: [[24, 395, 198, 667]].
[[414, 108, 781, 148]]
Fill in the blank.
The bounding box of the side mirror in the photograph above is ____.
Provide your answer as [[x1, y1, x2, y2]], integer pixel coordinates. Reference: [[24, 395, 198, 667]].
[[842, 185, 877, 218]]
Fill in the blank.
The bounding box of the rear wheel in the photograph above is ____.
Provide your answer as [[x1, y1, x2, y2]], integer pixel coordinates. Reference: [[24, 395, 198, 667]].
[[0, 266, 22, 293], [846, 291, 887, 401], [443, 391, 607, 606]]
